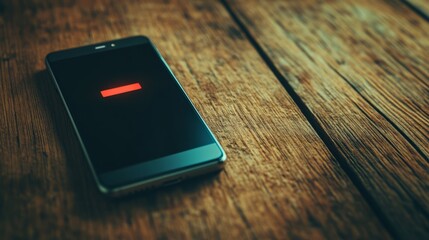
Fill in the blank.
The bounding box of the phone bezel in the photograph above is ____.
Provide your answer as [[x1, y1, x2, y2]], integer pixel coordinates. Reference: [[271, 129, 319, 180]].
[[45, 36, 226, 196]]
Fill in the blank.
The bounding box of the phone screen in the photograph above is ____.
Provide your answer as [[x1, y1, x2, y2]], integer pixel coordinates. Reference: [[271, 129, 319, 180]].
[[49, 43, 215, 174]]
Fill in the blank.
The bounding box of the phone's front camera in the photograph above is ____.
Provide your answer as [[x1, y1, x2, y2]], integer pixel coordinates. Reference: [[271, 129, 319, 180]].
[[111, 43, 116, 47]]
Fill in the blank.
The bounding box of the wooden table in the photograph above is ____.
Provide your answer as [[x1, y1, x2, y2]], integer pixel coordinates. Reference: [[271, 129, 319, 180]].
[[1, 0, 428, 239]]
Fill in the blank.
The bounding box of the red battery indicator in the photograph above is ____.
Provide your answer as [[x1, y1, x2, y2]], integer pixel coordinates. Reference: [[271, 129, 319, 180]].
[[100, 83, 142, 98]]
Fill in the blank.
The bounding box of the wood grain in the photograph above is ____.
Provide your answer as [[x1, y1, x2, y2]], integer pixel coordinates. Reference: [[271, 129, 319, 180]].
[[225, 0, 429, 238], [0, 0, 389, 239]]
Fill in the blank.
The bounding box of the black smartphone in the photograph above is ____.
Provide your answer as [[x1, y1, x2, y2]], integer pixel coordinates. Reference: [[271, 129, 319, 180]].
[[45, 36, 226, 196]]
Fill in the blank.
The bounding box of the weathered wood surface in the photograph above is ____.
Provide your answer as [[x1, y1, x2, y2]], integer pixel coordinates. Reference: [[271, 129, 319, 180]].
[[225, 0, 429, 239], [0, 0, 391, 239]]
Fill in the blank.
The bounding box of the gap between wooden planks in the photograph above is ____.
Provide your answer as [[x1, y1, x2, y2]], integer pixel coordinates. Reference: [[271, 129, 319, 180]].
[[224, 0, 429, 239], [0, 0, 391, 239], [403, 0, 429, 19]]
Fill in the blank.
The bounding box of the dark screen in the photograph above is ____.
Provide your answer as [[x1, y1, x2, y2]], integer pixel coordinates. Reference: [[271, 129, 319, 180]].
[[49, 43, 215, 174]]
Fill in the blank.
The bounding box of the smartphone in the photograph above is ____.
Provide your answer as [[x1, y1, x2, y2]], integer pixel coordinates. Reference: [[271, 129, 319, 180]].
[[45, 36, 226, 196]]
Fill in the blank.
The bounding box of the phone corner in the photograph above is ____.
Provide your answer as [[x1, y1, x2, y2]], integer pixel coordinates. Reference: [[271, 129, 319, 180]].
[[217, 150, 227, 165], [130, 35, 150, 42], [45, 51, 61, 67], [44, 53, 53, 65], [96, 182, 115, 196]]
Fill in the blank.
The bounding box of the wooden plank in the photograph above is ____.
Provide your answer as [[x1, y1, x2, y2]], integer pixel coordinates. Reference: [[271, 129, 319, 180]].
[[225, 0, 429, 238], [231, 0, 429, 160], [0, 0, 389, 239]]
